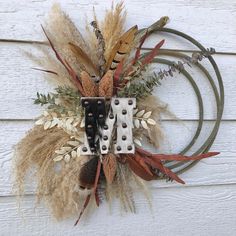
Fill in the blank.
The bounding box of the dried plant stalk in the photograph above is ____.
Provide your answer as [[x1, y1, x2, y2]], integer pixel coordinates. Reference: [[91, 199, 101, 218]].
[[137, 95, 172, 148], [45, 4, 98, 77], [80, 71, 98, 97], [103, 154, 117, 184], [99, 70, 113, 97], [100, 2, 126, 61], [13, 125, 92, 220]]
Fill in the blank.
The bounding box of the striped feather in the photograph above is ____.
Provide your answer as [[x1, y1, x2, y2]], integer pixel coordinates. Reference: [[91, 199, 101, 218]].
[[106, 25, 138, 71]]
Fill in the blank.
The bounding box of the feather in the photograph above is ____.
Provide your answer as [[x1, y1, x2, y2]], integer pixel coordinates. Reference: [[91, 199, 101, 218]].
[[102, 154, 117, 184], [106, 25, 138, 71], [79, 157, 98, 189], [98, 70, 113, 97], [151, 152, 220, 161], [69, 42, 99, 76], [135, 148, 220, 184], [31, 67, 58, 75], [133, 153, 153, 176], [93, 158, 101, 206], [144, 157, 185, 184], [42, 26, 84, 94], [125, 155, 154, 181], [113, 60, 123, 95], [133, 30, 148, 64], [74, 194, 91, 226], [141, 39, 165, 65]]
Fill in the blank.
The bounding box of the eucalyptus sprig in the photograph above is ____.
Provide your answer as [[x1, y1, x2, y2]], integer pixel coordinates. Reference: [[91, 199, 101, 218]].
[[34, 86, 82, 114]]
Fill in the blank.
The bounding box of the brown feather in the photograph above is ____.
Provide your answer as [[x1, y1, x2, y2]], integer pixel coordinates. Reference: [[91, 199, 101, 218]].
[[106, 25, 138, 71], [69, 42, 99, 76], [93, 158, 101, 206], [79, 157, 98, 189], [125, 155, 154, 181], [102, 154, 117, 184]]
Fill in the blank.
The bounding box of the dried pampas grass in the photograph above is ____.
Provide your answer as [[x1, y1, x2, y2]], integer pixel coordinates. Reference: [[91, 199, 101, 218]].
[[24, 45, 77, 89], [13, 125, 92, 220], [138, 95, 171, 148], [100, 2, 126, 61], [45, 3, 98, 73]]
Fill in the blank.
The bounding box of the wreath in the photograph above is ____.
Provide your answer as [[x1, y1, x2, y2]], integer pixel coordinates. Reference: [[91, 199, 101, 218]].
[[14, 3, 224, 225]]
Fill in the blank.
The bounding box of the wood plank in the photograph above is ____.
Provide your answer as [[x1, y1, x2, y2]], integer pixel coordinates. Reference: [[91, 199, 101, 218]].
[[1, 120, 235, 196], [0, 0, 236, 52], [0, 43, 234, 120], [1, 184, 236, 236]]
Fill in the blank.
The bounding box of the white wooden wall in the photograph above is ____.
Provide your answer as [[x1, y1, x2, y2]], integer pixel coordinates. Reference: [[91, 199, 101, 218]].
[[0, 0, 236, 235]]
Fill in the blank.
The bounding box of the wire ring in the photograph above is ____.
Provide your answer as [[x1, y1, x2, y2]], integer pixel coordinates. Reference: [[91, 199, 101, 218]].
[[142, 27, 224, 174]]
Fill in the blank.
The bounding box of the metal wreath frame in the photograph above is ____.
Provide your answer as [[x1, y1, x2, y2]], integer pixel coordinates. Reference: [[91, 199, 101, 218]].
[[141, 27, 224, 175]]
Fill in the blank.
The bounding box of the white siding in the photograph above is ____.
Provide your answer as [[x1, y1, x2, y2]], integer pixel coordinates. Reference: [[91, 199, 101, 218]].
[[0, 0, 235, 235]]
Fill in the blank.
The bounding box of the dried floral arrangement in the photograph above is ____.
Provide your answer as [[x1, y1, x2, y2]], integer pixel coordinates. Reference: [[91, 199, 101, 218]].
[[14, 3, 224, 225]]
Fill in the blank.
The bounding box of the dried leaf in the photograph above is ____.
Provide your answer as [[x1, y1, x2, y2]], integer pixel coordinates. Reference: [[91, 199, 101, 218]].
[[136, 110, 145, 117], [67, 141, 80, 146], [35, 119, 44, 125], [143, 111, 152, 119], [62, 146, 72, 151], [80, 71, 98, 97], [147, 118, 156, 125], [53, 155, 64, 162], [102, 154, 117, 184], [141, 39, 165, 66], [134, 119, 140, 128], [50, 119, 58, 128], [71, 150, 77, 158], [44, 121, 51, 130], [64, 154, 71, 162], [55, 149, 67, 155], [141, 120, 148, 129], [134, 139, 142, 146], [99, 70, 113, 97], [133, 108, 138, 114]]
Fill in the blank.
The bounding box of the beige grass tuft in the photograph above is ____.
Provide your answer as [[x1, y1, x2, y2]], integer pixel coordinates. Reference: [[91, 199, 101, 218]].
[[13, 125, 91, 220]]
